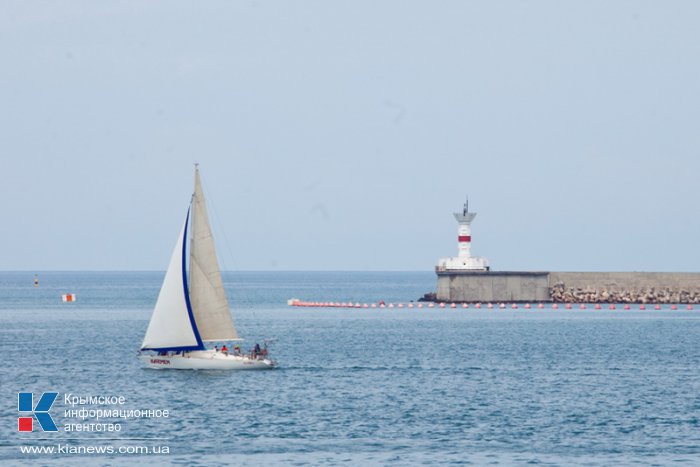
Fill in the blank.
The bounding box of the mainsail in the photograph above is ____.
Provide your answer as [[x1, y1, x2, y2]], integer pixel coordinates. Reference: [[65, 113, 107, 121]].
[[188, 167, 239, 341]]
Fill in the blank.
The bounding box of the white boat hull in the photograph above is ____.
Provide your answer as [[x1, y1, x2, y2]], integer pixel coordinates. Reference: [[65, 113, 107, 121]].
[[139, 350, 276, 370]]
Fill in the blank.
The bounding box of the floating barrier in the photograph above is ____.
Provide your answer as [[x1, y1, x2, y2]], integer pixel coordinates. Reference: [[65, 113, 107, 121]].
[[286, 299, 697, 312]]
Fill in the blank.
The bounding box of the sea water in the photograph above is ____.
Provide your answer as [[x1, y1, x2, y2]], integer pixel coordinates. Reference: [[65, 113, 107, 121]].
[[1, 271, 699, 466]]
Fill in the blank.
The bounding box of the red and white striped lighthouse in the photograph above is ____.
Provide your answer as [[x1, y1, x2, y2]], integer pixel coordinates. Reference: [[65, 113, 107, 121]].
[[437, 198, 489, 271], [455, 198, 476, 258]]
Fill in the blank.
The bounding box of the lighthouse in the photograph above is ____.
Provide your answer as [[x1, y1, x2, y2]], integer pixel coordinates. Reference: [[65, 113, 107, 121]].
[[437, 198, 490, 271]]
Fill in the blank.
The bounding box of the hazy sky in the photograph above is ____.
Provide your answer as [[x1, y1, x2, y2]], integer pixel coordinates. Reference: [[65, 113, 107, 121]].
[[3, 1, 699, 271]]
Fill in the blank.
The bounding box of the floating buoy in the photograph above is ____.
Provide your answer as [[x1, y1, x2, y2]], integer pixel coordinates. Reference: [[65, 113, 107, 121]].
[[524, 303, 531, 309], [417, 303, 423, 308], [687, 304, 693, 310], [363, 304, 368, 308], [594, 304, 602, 310], [671, 304, 678, 310], [624, 304, 631, 310], [654, 304, 661, 310], [388, 303, 394, 308], [475, 303, 482, 309], [639, 304, 646, 310], [428, 303, 435, 308], [511, 303, 518, 309], [449, 303, 456, 308], [579, 304, 586, 309], [486, 303, 493, 309], [565, 303, 572, 310], [609, 304, 616, 310], [462, 303, 468, 308], [62, 293, 76, 303], [408, 303, 414, 308], [398, 303, 404, 308], [499, 303, 506, 309], [552, 303, 559, 309], [439, 303, 445, 308], [538, 303, 545, 309], [371, 303, 377, 308]]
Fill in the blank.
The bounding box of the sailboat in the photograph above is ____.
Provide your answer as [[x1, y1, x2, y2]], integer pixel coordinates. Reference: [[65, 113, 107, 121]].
[[138, 165, 276, 370]]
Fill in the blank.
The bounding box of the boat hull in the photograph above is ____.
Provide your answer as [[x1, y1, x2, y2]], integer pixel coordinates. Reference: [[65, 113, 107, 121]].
[[139, 350, 276, 370]]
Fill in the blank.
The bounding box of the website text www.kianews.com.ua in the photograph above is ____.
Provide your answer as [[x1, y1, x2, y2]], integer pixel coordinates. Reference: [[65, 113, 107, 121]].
[[20, 443, 169, 455]]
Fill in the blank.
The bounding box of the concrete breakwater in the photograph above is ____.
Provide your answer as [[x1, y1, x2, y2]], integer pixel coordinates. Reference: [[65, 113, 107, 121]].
[[436, 271, 700, 304]]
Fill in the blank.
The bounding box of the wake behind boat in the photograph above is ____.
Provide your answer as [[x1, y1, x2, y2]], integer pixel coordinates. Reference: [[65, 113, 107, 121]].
[[138, 165, 276, 370]]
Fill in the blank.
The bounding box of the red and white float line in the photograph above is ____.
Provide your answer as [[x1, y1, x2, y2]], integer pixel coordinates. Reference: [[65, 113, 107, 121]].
[[286, 299, 693, 310]]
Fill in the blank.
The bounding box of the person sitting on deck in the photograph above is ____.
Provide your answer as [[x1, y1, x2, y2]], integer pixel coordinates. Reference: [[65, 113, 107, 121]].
[[252, 343, 261, 358], [214, 346, 219, 352], [221, 345, 228, 355], [233, 345, 241, 356]]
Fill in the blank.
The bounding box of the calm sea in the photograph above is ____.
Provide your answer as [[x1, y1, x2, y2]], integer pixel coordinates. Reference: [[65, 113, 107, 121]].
[[1, 271, 699, 466]]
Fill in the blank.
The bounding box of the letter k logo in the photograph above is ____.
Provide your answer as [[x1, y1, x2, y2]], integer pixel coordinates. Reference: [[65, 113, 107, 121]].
[[18, 392, 58, 432]]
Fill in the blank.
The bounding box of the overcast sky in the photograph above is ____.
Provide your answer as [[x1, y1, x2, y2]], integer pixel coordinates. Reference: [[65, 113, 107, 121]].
[[2, 1, 699, 271]]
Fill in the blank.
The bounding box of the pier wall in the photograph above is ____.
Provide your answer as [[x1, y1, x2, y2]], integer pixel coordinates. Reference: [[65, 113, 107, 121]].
[[436, 271, 700, 303], [436, 271, 550, 302]]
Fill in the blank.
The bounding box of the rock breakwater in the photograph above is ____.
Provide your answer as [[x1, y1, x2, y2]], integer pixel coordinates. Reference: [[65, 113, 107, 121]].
[[549, 281, 700, 304]]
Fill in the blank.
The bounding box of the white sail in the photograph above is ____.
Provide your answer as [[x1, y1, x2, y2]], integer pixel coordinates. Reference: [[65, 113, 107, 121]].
[[188, 167, 239, 341], [141, 214, 202, 350]]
